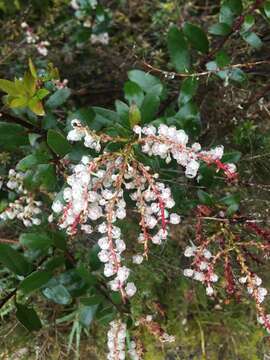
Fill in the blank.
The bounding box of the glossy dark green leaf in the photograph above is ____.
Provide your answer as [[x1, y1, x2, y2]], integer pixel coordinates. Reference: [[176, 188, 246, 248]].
[[79, 305, 98, 327], [178, 77, 198, 106], [115, 100, 129, 127], [241, 15, 255, 33], [242, 31, 262, 49], [222, 151, 241, 163], [16, 303, 42, 331], [0, 244, 32, 276], [45, 255, 65, 271], [92, 107, 119, 130], [208, 23, 232, 36], [128, 70, 163, 95], [167, 26, 190, 72], [32, 164, 57, 191], [43, 284, 71, 304], [230, 69, 247, 83], [45, 88, 71, 109], [220, 0, 243, 26], [20, 232, 53, 250], [19, 270, 52, 294], [215, 50, 230, 67], [141, 90, 160, 123], [47, 129, 72, 156], [197, 190, 214, 206], [183, 22, 209, 53], [0, 122, 28, 150], [76, 265, 98, 286], [89, 244, 102, 270], [265, 1, 270, 18], [124, 81, 144, 107]]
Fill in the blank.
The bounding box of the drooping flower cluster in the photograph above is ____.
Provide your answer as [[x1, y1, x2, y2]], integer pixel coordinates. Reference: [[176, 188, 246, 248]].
[[183, 244, 218, 296], [237, 251, 270, 333], [107, 320, 127, 360], [0, 169, 42, 227], [182, 208, 270, 334], [134, 124, 237, 180], [54, 120, 236, 300], [21, 22, 50, 56]]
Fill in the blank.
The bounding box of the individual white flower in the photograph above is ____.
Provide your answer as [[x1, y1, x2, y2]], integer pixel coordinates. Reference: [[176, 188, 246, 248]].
[[117, 266, 130, 283], [206, 286, 214, 296], [183, 268, 194, 277], [52, 200, 63, 213], [169, 213, 181, 224], [132, 254, 144, 264], [125, 282, 137, 297], [184, 246, 196, 257]]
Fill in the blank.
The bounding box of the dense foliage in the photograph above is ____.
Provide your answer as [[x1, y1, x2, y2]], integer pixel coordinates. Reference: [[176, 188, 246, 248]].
[[0, 0, 270, 359]]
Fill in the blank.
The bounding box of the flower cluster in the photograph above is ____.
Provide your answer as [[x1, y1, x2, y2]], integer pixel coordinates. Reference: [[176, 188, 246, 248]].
[[183, 244, 218, 296], [134, 124, 237, 180], [21, 22, 50, 56], [70, 0, 109, 45], [237, 252, 270, 333], [53, 120, 182, 298], [90, 32, 109, 45], [107, 320, 127, 360], [0, 169, 42, 227], [67, 119, 101, 151], [137, 315, 175, 343], [54, 120, 237, 302]]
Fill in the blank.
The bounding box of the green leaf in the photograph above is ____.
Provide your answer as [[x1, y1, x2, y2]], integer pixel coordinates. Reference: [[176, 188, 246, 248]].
[[43, 284, 72, 305], [241, 15, 255, 33], [128, 70, 163, 95], [31, 164, 57, 191], [19, 271, 52, 294], [230, 68, 247, 83], [0, 244, 32, 276], [47, 129, 72, 157], [265, 1, 270, 18], [208, 23, 232, 36], [242, 31, 262, 49], [10, 96, 28, 108], [20, 232, 53, 250], [124, 81, 144, 107], [183, 22, 209, 54], [0, 79, 18, 95], [28, 99, 45, 116], [115, 100, 129, 127], [16, 303, 42, 331], [89, 244, 102, 271], [36, 88, 50, 100], [28, 59, 38, 79], [141, 90, 160, 123], [52, 231, 67, 251], [79, 305, 98, 327], [222, 151, 241, 163], [167, 26, 190, 72], [197, 190, 214, 206], [45, 88, 71, 109], [215, 50, 230, 67], [0, 122, 28, 150], [45, 255, 65, 271], [92, 107, 119, 130], [220, 0, 243, 26], [76, 265, 97, 286], [178, 77, 198, 106]]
